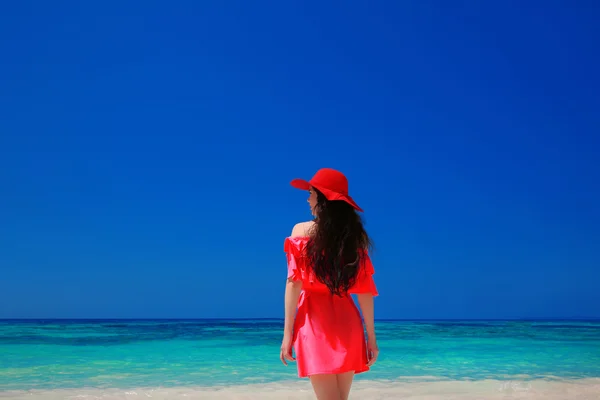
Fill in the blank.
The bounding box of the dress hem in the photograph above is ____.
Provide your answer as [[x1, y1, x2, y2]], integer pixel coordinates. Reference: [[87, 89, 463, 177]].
[[298, 366, 370, 378]]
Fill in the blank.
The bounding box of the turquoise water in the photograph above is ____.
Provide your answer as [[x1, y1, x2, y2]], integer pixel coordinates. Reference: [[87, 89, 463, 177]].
[[1, 319, 599, 390]]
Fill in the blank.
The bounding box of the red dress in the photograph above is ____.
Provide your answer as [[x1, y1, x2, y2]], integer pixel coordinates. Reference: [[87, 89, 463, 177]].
[[284, 236, 379, 378]]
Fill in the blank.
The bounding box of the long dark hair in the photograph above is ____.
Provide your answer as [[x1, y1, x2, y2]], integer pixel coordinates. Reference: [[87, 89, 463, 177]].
[[306, 187, 373, 296]]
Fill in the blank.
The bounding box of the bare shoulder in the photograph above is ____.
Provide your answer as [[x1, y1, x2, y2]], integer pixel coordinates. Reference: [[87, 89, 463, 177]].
[[290, 221, 315, 238]]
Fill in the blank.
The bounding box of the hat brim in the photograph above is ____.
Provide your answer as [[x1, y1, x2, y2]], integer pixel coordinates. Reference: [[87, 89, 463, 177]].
[[290, 179, 363, 212], [290, 178, 311, 190], [319, 186, 364, 213]]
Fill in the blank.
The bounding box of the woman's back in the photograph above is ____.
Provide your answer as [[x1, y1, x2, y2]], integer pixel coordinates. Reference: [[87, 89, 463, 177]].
[[284, 234, 378, 296]]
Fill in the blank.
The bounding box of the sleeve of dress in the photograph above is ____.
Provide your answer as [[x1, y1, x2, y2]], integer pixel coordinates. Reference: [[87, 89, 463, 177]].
[[284, 238, 302, 281], [349, 252, 379, 296]]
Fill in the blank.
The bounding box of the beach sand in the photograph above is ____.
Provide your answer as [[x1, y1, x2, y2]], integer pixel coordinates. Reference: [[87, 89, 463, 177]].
[[2, 378, 600, 400]]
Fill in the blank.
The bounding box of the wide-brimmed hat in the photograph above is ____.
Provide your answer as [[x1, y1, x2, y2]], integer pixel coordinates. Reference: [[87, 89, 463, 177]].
[[290, 168, 363, 212]]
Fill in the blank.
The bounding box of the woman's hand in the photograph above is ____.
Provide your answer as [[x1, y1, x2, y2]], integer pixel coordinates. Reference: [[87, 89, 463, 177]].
[[280, 334, 295, 366], [366, 336, 379, 367]]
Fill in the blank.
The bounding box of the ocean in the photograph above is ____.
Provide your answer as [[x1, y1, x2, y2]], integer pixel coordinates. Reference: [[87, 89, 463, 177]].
[[1, 319, 599, 399]]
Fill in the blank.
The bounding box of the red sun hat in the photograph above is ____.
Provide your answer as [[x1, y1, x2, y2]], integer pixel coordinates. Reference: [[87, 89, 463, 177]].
[[290, 168, 363, 212]]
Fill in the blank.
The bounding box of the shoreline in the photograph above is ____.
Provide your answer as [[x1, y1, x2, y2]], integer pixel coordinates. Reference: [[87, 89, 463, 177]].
[[2, 377, 600, 400]]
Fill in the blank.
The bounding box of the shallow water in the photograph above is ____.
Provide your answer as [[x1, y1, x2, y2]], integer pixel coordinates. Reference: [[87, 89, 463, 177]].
[[1, 319, 599, 393]]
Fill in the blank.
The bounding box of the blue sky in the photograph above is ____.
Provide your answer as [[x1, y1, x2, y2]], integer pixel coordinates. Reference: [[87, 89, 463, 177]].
[[1, 0, 598, 319]]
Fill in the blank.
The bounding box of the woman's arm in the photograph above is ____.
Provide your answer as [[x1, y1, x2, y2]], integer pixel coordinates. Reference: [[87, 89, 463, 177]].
[[283, 278, 303, 337], [357, 293, 376, 341], [283, 221, 310, 336], [357, 292, 379, 366]]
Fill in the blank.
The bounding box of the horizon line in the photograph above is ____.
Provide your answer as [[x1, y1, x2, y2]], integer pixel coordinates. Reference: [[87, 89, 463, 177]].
[[2, 317, 599, 321]]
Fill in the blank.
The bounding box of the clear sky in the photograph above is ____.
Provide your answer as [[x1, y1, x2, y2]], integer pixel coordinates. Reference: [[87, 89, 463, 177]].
[[1, 1, 599, 320]]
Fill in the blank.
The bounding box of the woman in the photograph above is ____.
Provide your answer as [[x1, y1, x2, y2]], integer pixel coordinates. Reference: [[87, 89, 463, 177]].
[[280, 168, 379, 400]]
